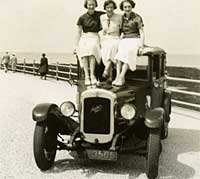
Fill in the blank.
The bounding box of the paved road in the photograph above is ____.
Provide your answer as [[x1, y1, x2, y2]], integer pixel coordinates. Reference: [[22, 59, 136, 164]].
[[0, 71, 200, 179]]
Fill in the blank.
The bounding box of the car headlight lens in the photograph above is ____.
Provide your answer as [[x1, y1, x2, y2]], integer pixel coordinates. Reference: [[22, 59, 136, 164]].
[[120, 104, 136, 120], [60, 101, 75, 117]]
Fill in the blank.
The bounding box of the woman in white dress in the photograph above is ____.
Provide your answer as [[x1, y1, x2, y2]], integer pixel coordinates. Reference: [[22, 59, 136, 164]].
[[74, 0, 104, 86], [100, 0, 122, 79], [113, 0, 145, 86]]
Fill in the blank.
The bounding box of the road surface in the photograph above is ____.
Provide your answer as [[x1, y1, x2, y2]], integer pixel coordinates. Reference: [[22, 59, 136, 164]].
[[0, 71, 200, 179]]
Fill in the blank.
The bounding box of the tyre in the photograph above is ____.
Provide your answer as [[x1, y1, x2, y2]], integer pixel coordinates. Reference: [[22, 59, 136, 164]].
[[161, 111, 168, 139], [146, 129, 161, 179], [33, 122, 57, 170], [161, 121, 168, 139], [163, 92, 171, 122]]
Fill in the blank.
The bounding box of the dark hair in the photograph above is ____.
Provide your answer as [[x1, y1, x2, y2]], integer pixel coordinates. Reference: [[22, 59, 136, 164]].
[[119, 0, 135, 11], [84, 0, 98, 9], [42, 53, 46, 57], [104, 0, 117, 10]]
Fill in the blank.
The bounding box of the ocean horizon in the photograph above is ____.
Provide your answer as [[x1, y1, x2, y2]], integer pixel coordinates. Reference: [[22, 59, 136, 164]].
[[0, 52, 199, 68]]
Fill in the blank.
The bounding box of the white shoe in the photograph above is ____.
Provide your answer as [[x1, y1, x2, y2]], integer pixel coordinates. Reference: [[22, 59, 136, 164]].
[[85, 78, 91, 86], [102, 70, 109, 79], [91, 76, 97, 85], [112, 78, 118, 85], [113, 78, 125, 87]]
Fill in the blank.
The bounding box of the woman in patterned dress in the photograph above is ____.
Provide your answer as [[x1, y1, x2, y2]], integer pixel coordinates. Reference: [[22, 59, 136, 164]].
[[100, 0, 122, 80]]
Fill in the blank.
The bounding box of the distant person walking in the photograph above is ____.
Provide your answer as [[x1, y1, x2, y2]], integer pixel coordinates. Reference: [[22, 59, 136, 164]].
[[10, 54, 17, 73], [1, 52, 10, 73], [38, 53, 48, 80]]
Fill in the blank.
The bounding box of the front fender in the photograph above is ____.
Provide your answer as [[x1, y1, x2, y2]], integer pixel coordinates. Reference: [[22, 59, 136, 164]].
[[32, 103, 58, 122], [144, 108, 164, 128]]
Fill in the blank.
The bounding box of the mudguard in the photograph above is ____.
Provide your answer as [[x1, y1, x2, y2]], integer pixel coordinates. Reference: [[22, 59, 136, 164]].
[[144, 107, 164, 128], [32, 103, 58, 122], [32, 103, 79, 135]]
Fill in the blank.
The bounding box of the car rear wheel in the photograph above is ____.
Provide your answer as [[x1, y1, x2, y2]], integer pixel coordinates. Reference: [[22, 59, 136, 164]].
[[146, 128, 161, 179], [33, 122, 57, 170]]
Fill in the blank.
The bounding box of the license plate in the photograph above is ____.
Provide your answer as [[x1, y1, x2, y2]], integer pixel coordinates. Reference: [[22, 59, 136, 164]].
[[86, 149, 117, 161]]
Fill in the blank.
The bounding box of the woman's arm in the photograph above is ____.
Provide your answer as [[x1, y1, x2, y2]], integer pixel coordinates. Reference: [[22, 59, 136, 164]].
[[73, 25, 82, 54], [139, 27, 145, 47]]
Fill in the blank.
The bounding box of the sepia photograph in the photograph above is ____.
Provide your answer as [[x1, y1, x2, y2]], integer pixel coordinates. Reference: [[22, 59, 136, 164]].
[[0, 0, 200, 179]]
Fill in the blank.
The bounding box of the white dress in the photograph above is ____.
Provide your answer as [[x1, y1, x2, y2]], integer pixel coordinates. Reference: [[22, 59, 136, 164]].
[[115, 38, 142, 71], [100, 13, 122, 66], [77, 32, 101, 67]]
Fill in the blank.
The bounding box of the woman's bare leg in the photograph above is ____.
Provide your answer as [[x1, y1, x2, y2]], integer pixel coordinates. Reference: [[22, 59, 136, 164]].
[[113, 63, 128, 86], [89, 55, 97, 84], [82, 56, 90, 85], [112, 60, 122, 84], [103, 60, 111, 78], [119, 63, 129, 82]]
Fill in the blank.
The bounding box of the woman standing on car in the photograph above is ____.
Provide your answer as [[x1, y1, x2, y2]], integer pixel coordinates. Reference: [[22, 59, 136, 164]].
[[74, 0, 104, 86], [113, 0, 145, 86], [100, 0, 122, 80]]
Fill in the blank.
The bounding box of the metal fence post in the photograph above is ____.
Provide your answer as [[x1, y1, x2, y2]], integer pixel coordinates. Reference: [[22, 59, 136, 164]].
[[23, 59, 26, 73], [33, 60, 36, 76], [69, 64, 72, 81], [56, 62, 59, 80]]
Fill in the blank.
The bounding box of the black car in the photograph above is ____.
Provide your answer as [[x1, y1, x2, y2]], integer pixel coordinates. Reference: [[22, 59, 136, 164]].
[[32, 46, 171, 179]]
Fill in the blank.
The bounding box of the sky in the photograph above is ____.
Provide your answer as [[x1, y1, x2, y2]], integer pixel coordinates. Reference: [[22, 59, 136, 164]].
[[0, 0, 199, 54]]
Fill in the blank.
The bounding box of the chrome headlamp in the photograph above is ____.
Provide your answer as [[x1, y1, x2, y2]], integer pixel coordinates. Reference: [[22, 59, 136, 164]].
[[60, 101, 76, 117], [120, 104, 136, 120]]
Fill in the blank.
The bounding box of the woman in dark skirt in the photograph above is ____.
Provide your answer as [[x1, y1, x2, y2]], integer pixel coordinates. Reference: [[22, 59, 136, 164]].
[[38, 53, 48, 80]]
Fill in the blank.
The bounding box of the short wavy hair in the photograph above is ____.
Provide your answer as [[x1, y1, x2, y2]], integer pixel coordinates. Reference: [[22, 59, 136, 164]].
[[119, 0, 136, 11], [103, 0, 117, 10], [84, 0, 98, 9]]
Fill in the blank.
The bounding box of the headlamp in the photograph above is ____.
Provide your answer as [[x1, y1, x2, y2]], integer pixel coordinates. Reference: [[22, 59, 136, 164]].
[[120, 104, 136, 120], [60, 101, 75, 117]]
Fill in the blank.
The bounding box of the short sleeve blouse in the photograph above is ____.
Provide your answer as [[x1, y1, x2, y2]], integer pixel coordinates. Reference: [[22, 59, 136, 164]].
[[77, 11, 105, 33], [122, 12, 144, 38], [100, 13, 122, 37]]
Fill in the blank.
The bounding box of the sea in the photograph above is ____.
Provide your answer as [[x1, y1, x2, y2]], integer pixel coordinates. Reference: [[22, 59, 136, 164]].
[[0, 52, 200, 68]]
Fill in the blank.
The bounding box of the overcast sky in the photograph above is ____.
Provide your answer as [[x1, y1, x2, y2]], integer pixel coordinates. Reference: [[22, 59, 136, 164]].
[[0, 0, 199, 54]]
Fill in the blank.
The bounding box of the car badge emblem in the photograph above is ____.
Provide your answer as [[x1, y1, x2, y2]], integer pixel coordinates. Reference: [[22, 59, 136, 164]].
[[90, 104, 103, 114]]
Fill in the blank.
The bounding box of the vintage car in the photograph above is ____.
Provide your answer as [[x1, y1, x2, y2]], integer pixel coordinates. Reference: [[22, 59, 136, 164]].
[[32, 46, 171, 179]]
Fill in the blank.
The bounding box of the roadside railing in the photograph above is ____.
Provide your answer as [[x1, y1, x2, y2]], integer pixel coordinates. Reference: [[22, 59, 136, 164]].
[[167, 76, 200, 111], [0, 59, 78, 85], [1, 61, 199, 111]]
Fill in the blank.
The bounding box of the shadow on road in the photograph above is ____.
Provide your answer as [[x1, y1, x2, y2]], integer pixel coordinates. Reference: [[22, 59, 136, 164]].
[[47, 128, 200, 179], [159, 128, 200, 179]]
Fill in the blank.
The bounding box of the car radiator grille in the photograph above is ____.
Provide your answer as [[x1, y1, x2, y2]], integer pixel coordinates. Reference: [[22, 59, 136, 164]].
[[83, 97, 110, 134]]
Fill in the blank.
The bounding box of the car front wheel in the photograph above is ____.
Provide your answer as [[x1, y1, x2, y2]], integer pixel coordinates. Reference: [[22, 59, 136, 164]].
[[33, 122, 57, 171], [146, 128, 161, 179]]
